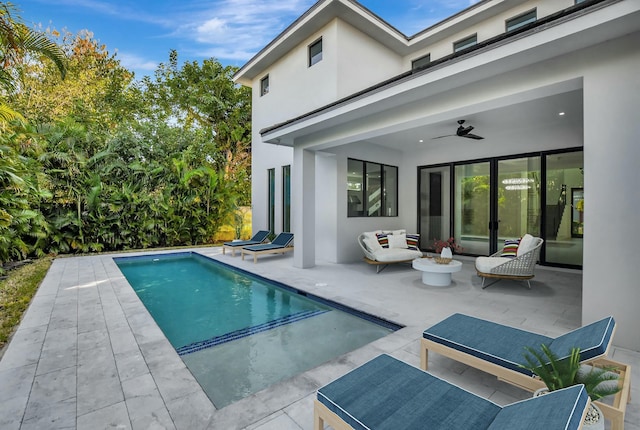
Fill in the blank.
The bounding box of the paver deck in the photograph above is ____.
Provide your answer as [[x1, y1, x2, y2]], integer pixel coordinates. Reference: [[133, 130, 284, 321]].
[[1, 248, 638, 430]]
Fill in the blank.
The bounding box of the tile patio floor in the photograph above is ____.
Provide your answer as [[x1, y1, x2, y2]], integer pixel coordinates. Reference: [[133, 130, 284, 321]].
[[1, 247, 638, 430]]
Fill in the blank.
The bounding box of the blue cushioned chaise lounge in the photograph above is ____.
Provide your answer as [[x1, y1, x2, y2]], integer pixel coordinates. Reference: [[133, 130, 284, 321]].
[[420, 314, 631, 430], [314, 354, 590, 430], [241, 232, 294, 263], [222, 230, 270, 256]]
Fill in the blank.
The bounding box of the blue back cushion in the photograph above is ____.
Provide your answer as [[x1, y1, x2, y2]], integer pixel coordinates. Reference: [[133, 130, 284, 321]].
[[251, 230, 270, 242], [487, 385, 588, 430], [549, 317, 615, 361], [272, 232, 294, 247]]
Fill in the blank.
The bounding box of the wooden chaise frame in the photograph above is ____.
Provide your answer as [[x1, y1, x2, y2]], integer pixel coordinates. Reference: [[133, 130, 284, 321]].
[[420, 332, 631, 430], [241, 245, 293, 263]]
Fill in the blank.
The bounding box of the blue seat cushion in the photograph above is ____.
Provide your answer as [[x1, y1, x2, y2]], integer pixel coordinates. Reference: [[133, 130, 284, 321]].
[[223, 240, 261, 247], [423, 314, 551, 376], [317, 354, 501, 430]]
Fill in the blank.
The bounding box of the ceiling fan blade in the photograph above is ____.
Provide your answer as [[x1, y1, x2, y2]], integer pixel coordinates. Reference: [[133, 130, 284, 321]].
[[431, 134, 455, 140], [464, 133, 484, 140]]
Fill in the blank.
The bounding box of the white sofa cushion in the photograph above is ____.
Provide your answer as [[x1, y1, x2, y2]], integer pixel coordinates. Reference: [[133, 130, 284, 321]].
[[388, 234, 408, 249], [475, 256, 512, 273], [363, 236, 383, 253], [517, 234, 535, 256], [372, 248, 422, 262]]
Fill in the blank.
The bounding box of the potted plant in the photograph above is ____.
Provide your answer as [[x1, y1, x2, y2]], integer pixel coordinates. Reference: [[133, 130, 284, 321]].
[[432, 237, 464, 254], [522, 344, 621, 429]]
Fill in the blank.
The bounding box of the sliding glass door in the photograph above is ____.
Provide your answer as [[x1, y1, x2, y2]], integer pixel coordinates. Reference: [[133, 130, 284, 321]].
[[454, 162, 491, 255], [496, 156, 541, 243]]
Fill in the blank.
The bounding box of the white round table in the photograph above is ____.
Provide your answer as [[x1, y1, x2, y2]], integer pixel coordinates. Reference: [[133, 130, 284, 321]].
[[412, 258, 462, 287]]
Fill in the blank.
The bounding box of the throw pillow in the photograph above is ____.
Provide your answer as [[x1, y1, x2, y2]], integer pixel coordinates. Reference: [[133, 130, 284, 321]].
[[406, 234, 420, 251], [388, 234, 408, 249], [502, 238, 520, 258], [363, 236, 383, 253], [376, 233, 389, 248], [517, 233, 535, 256]]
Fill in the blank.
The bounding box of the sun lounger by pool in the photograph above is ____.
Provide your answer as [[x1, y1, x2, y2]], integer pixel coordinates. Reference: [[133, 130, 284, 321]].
[[222, 230, 270, 256], [420, 313, 631, 430], [241, 232, 294, 263], [314, 354, 590, 430]]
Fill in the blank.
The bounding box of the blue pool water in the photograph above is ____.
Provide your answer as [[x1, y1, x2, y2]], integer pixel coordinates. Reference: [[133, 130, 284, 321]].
[[115, 252, 399, 407]]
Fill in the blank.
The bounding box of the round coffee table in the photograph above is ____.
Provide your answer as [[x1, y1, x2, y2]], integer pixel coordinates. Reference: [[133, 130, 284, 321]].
[[412, 258, 462, 287]]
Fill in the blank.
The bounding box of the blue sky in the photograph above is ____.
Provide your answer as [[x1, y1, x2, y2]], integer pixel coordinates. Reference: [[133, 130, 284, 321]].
[[19, 0, 479, 79]]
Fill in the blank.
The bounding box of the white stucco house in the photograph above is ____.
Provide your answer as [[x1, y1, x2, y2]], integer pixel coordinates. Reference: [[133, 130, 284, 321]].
[[233, 0, 640, 351]]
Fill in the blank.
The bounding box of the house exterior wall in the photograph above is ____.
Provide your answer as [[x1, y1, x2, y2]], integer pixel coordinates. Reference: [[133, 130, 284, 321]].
[[239, 0, 640, 350]]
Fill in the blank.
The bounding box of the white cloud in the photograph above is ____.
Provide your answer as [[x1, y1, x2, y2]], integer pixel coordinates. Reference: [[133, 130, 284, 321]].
[[116, 52, 158, 72]]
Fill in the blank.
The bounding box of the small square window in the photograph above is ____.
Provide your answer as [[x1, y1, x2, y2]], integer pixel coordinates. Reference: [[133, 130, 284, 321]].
[[260, 75, 269, 96], [453, 34, 477, 53], [309, 38, 323, 67], [412, 54, 431, 71], [506, 9, 537, 32]]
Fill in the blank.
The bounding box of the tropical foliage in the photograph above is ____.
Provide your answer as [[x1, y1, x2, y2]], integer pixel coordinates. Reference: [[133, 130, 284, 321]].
[[0, 2, 252, 270], [522, 344, 621, 401]]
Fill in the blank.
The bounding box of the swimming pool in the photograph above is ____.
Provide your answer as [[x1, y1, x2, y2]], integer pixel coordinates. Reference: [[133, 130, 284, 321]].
[[114, 252, 400, 407]]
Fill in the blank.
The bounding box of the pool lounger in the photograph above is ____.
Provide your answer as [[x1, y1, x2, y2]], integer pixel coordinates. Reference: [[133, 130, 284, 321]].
[[241, 232, 294, 263], [222, 230, 270, 256], [315, 354, 590, 430], [420, 313, 631, 430]]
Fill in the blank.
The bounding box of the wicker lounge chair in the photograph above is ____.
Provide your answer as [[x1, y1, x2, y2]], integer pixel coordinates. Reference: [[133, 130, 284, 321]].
[[420, 314, 631, 430], [241, 232, 294, 263], [475, 234, 543, 288], [315, 354, 590, 430], [222, 230, 270, 256]]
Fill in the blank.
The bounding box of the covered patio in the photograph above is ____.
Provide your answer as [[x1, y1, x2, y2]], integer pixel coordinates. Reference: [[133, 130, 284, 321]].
[[1, 248, 638, 429]]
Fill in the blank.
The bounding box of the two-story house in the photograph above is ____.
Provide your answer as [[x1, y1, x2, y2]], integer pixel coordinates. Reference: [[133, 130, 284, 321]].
[[233, 0, 640, 350]]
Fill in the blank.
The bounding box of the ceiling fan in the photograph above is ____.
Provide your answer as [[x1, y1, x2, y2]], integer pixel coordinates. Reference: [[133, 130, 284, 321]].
[[432, 120, 484, 140]]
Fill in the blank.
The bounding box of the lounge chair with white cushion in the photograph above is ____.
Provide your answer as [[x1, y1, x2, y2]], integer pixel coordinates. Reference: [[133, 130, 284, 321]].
[[241, 232, 294, 263], [475, 234, 543, 288], [420, 313, 631, 430], [315, 354, 590, 430], [222, 230, 270, 256]]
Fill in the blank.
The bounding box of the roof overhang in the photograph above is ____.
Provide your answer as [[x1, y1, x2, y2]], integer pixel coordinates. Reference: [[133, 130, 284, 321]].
[[259, 0, 639, 147], [233, 0, 533, 86]]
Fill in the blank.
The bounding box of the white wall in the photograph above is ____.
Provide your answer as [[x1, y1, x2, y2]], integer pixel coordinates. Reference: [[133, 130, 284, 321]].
[[582, 33, 640, 350]]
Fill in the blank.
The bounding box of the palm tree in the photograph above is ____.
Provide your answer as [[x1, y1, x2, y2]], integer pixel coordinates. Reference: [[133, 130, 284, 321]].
[[1, 2, 67, 121]]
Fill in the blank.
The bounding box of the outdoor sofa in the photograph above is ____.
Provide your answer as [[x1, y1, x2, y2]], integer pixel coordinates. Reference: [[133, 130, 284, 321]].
[[358, 230, 422, 273]]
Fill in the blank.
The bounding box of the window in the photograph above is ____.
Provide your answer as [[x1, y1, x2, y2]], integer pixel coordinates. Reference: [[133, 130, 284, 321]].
[[268, 168, 275, 234], [282, 165, 291, 232], [506, 9, 536, 32], [347, 158, 398, 217], [453, 34, 477, 53], [309, 38, 323, 67], [260, 75, 269, 96], [412, 54, 431, 71], [575, 0, 586, 3]]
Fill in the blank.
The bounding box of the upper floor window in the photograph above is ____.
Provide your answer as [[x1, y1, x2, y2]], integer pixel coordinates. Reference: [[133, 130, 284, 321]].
[[309, 38, 323, 67], [260, 75, 269, 96], [575, 0, 586, 3], [506, 9, 537, 32], [347, 158, 398, 218], [453, 34, 477, 53], [412, 54, 431, 71]]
